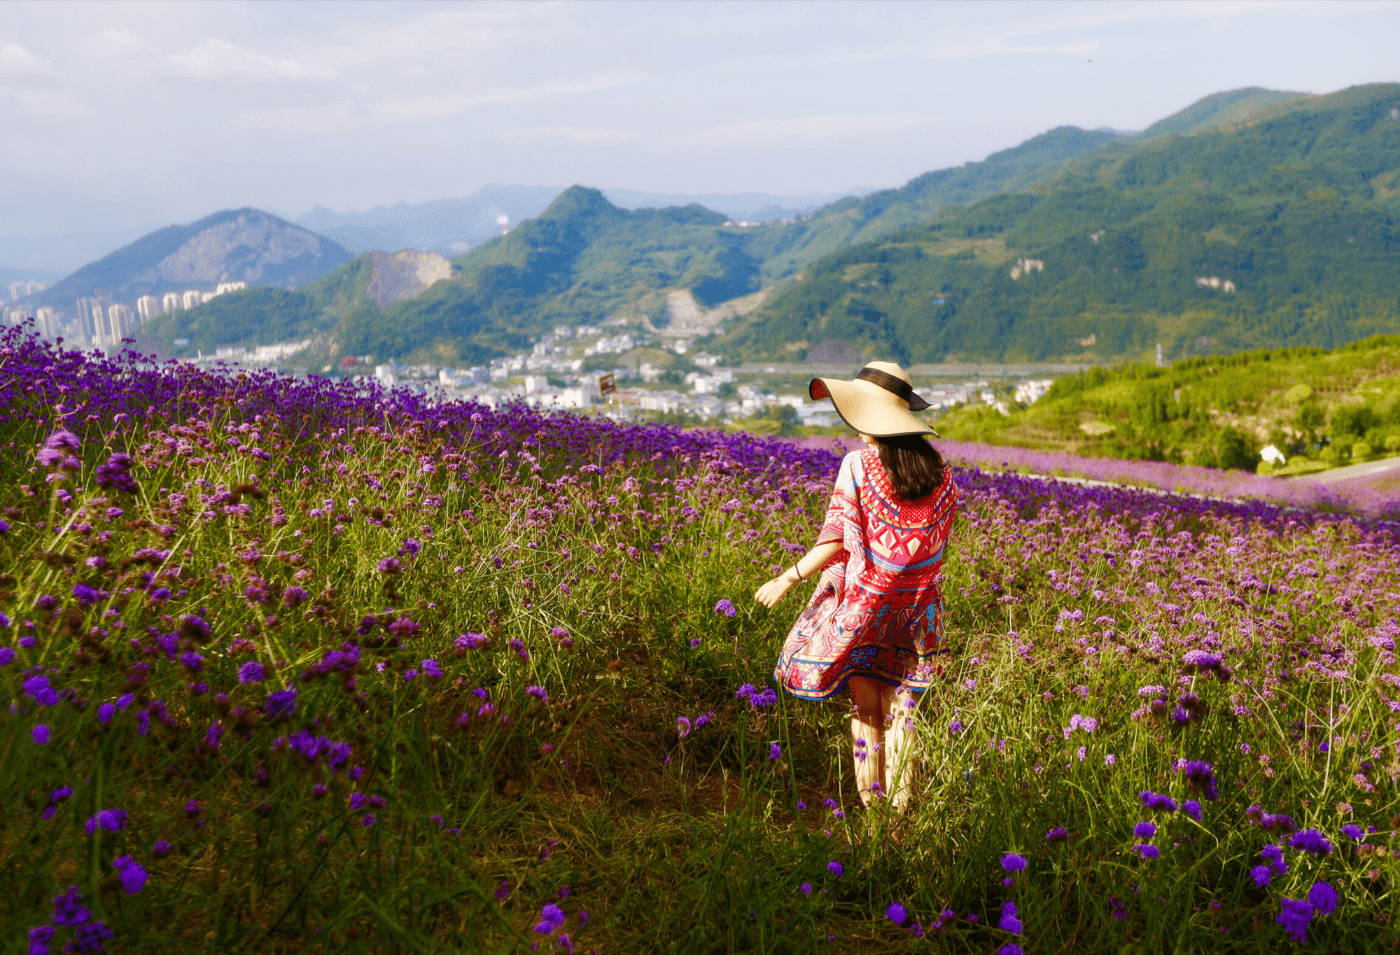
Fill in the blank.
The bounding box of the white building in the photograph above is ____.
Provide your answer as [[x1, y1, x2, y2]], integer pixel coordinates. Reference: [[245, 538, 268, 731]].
[[215, 281, 247, 296], [1013, 379, 1055, 406], [163, 292, 182, 313], [374, 364, 396, 387], [137, 295, 161, 324], [523, 374, 549, 394], [182, 290, 203, 310], [36, 307, 56, 338], [107, 303, 135, 343]]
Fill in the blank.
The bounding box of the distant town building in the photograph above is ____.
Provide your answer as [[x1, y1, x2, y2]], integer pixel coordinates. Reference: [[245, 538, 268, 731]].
[[107, 303, 135, 343], [1008, 258, 1044, 281], [35, 307, 56, 337], [215, 281, 247, 296], [182, 290, 203, 310], [162, 292, 182, 313], [137, 295, 161, 323], [1195, 276, 1236, 293], [201, 291, 215, 305], [9, 279, 44, 302]]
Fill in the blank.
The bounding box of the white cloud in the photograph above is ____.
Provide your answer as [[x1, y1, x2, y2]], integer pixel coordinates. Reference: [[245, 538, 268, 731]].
[[0, 43, 57, 83], [170, 38, 334, 82]]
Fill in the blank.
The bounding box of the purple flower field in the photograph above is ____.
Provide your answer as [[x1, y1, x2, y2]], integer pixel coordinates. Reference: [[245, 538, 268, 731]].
[[1, 326, 1397, 952]]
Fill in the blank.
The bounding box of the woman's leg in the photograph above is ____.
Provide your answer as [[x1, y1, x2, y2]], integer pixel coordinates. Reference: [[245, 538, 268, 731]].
[[847, 676, 885, 806], [881, 683, 920, 813]]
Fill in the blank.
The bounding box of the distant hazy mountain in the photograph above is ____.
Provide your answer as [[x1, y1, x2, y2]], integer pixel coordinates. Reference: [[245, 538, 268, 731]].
[[293, 185, 871, 257], [35, 208, 351, 309], [1134, 86, 1309, 140]]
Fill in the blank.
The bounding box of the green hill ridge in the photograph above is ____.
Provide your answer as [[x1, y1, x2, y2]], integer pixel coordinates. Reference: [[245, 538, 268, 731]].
[[717, 83, 1400, 365]]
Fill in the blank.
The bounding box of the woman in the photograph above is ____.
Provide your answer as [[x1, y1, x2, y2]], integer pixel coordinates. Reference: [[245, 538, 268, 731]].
[[755, 361, 958, 812]]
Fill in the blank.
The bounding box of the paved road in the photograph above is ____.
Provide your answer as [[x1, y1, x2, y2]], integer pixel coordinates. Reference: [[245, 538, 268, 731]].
[[1301, 455, 1400, 486]]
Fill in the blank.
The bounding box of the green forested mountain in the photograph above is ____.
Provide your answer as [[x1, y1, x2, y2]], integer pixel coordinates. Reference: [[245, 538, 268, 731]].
[[145, 84, 1400, 365], [717, 83, 1400, 364], [145, 125, 1124, 362]]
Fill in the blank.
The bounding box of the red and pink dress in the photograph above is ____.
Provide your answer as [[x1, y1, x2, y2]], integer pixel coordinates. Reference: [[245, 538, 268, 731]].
[[774, 446, 959, 700]]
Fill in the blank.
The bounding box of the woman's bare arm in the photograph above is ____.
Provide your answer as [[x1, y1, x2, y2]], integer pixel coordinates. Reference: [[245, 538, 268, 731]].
[[754, 540, 844, 608]]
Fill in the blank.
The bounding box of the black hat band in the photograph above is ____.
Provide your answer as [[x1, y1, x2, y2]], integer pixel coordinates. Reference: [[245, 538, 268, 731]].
[[855, 367, 930, 411]]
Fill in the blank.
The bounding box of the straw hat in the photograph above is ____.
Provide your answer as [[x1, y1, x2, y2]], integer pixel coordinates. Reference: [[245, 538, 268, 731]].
[[809, 361, 937, 437]]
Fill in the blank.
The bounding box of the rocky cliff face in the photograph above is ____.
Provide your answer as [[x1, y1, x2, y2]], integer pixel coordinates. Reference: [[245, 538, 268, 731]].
[[365, 250, 456, 307], [37, 208, 351, 308]]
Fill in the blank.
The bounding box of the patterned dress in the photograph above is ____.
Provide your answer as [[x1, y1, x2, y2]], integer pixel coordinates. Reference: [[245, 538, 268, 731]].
[[774, 446, 959, 701]]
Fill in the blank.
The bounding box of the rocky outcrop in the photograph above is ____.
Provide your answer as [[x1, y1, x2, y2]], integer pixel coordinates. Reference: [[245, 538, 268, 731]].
[[365, 250, 456, 307]]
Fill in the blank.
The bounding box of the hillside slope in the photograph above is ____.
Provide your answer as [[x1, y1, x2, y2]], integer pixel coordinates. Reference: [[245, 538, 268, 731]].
[[717, 83, 1400, 364]]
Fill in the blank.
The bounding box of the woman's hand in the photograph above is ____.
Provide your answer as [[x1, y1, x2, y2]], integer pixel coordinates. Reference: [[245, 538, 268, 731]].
[[754, 572, 796, 608]]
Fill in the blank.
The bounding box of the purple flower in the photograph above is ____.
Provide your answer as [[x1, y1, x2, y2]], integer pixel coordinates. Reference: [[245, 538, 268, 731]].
[[422, 659, 445, 680], [998, 901, 1022, 935], [886, 902, 908, 926], [22, 674, 60, 706], [1132, 821, 1156, 840], [768, 742, 782, 760], [29, 925, 55, 955], [676, 716, 691, 739], [97, 703, 116, 725], [1000, 852, 1028, 872], [72, 584, 101, 606], [32, 723, 50, 745], [1307, 881, 1338, 917], [1277, 898, 1314, 943], [1182, 799, 1202, 821], [0, 647, 14, 667], [181, 651, 204, 672], [51, 886, 90, 926], [1260, 844, 1288, 875], [68, 921, 114, 952], [455, 632, 488, 651], [1045, 826, 1069, 843], [826, 860, 843, 878], [1289, 828, 1333, 856], [237, 661, 266, 684], [112, 855, 148, 895], [534, 902, 566, 934], [997, 946, 1025, 955], [1250, 865, 1272, 888], [1341, 823, 1364, 842], [152, 839, 172, 857], [266, 684, 298, 719], [1179, 760, 1219, 800], [95, 452, 139, 493], [1133, 844, 1160, 859], [85, 808, 128, 835], [714, 598, 737, 618], [1138, 791, 1177, 813], [377, 557, 401, 575], [525, 684, 547, 701]]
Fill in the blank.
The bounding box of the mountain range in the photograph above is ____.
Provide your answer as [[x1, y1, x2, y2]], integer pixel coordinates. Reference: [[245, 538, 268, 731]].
[[22, 83, 1400, 369]]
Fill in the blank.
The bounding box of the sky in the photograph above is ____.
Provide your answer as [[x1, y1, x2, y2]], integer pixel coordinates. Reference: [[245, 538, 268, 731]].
[[1, 0, 1398, 273]]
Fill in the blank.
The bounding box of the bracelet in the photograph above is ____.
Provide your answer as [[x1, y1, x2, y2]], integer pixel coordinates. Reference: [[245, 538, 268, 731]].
[[792, 563, 806, 582]]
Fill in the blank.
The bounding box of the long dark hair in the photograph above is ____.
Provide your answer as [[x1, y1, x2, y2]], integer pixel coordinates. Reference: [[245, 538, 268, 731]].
[[875, 434, 945, 500]]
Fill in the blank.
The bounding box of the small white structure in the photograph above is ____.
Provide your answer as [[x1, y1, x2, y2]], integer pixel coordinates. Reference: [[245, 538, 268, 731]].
[[1261, 445, 1287, 466], [162, 292, 181, 313], [1009, 258, 1044, 281], [215, 281, 247, 296]]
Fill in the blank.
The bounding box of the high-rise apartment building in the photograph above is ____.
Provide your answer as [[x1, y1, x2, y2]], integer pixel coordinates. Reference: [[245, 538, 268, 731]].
[[162, 292, 181, 313], [137, 295, 161, 324], [182, 290, 202, 310], [214, 281, 247, 296], [36, 307, 56, 338], [107, 303, 134, 344]]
